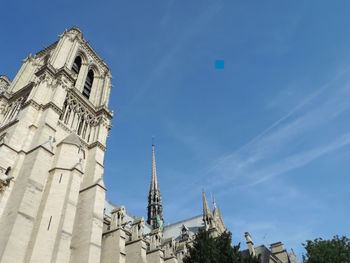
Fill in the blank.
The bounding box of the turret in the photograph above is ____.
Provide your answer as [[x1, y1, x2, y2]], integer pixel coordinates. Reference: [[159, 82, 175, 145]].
[[202, 190, 214, 230], [245, 232, 256, 257]]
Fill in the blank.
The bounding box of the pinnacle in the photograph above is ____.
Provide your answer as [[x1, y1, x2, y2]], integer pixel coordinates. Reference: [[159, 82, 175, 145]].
[[202, 189, 212, 217], [150, 144, 159, 192]]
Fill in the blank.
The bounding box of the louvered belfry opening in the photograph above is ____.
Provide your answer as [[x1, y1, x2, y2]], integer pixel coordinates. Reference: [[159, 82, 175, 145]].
[[83, 70, 94, 99], [72, 56, 82, 75]]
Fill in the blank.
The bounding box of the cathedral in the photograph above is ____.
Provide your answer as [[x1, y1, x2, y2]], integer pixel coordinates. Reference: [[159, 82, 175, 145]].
[[0, 27, 299, 263]]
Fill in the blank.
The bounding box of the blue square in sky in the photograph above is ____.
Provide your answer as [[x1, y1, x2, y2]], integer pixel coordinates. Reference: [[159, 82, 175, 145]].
[[215, 60, 224, 69]]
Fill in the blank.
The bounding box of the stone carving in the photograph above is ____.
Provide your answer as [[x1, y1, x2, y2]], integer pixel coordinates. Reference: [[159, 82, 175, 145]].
[[0, 103, 6, 115], [0, 167, 13, 192], [131, 217, 145, 240], [111, 206, 126, 228], [60, 91, 98, 143], [163, 238, 176, 258], [0, 81, 7, 91], [41, 136, 56, 152], [22, 53, 35, 63], [58, 27, 82, 42], [0, 76, 10, 94], [181, 225, 189, 241], [149, 228, 163, 250], [0, 93, 29, 128]]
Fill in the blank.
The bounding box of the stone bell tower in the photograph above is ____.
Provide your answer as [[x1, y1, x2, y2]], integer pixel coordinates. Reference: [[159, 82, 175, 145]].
[[0, 27, 113, 263]]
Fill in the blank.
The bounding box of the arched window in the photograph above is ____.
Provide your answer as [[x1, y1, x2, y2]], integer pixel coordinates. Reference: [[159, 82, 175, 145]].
[[83, 70, 94, 99], [72, 56, 82, 75]]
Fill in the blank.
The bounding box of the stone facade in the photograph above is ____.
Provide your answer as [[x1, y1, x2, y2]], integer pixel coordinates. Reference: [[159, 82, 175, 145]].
[[0, 27, 299, 263], [0, 27, 112, 263]]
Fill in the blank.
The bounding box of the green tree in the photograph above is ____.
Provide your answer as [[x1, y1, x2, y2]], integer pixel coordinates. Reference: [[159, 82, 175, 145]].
[[183, 229, 261, 263], [302, 235, 350, 263]]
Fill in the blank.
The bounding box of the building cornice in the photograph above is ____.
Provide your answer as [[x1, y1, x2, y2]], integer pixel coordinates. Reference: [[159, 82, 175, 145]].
[[35, 64, 76, 85], [0, 82, 33, 103], [48, 167, 83, 175], [35, 41, 58, 58], [147, 248, 165, 255], [125, 238, 147, 246], [80, 180, 107, 193], [42, 102, 62, 116], [0, 119, 18, 134], [25, 144, 54, 156], [59, 27, 110, 74], [68, 88, 113, 119], [102, 227, 129, 237], [88, 141, 106, 152], [78, 37, 110, 74]]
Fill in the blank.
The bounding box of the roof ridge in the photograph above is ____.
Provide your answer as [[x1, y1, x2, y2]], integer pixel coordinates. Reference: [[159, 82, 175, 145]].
[[163, 214, 203, 229]]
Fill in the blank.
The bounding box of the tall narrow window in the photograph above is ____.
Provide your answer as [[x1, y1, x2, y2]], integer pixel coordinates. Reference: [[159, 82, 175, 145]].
[[83, 70, 94, 99], [72, 56, 82, 75]]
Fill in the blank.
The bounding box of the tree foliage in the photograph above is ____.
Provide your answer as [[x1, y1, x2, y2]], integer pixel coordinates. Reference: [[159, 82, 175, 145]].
[[302, 235, 350, 263], [183, 229, 261, 263]]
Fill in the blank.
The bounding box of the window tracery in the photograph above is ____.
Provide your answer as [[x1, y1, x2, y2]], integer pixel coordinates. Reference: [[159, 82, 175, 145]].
[[59, 92, 98, 143], [0, 77, 10, 94], [0, 93, 29, 128]]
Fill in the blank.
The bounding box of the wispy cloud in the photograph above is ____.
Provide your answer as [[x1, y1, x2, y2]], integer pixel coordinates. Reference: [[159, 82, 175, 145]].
[[160, 0, 175, 28], [249, 132, 350, 186], [158, 68, 350, 262], [204, 67, 350, 190], [118, 1, 224, 119]]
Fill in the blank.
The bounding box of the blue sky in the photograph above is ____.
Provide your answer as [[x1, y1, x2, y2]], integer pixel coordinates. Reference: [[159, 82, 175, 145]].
[[1, 0, 350, 259]]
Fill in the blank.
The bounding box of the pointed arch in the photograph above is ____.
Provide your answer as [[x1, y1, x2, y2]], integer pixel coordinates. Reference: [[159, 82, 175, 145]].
[[74, 49, 88, 63], [82, 69, 94, 99], [88, 63, 100, 78], [72, 56, 82, 75]]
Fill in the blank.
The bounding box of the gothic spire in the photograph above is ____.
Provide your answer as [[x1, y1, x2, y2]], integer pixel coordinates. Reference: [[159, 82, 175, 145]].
[[149, 144, 159, 193], [202, 189, 212, 217], [147, 143, 163, 229], [202, 189, 213, 229]]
